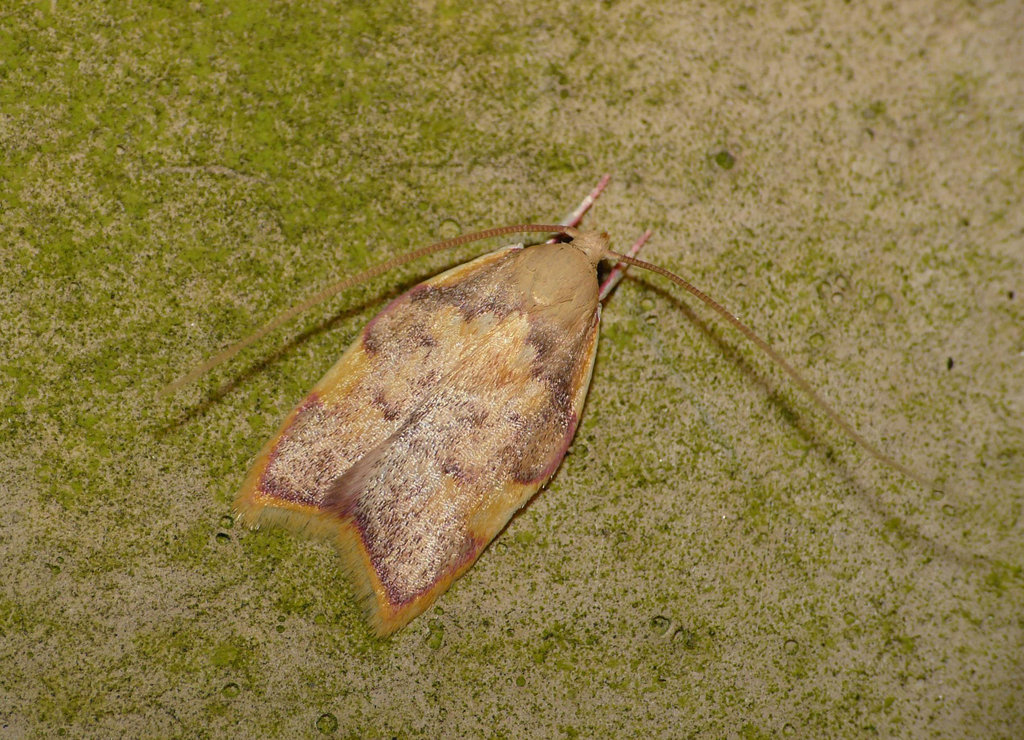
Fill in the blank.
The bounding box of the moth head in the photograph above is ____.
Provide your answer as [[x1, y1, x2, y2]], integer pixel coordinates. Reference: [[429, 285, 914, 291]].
[[565, 229, 611, 266]]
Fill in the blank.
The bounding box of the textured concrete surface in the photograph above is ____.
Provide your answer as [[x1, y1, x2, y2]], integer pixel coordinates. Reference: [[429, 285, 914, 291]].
[[2, 1, 1022, 737]]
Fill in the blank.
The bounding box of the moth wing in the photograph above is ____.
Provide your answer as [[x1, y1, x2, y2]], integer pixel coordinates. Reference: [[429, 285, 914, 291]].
[[235, 244, 601, 635], [321, 314, 600, 634]]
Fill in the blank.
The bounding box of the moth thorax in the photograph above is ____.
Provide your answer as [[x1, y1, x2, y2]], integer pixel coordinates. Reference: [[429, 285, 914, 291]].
[[513, 243, 600, 327]]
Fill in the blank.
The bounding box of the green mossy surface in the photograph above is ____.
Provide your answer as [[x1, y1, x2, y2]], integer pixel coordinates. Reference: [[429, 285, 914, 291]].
[[2, 0, 1023, 736]]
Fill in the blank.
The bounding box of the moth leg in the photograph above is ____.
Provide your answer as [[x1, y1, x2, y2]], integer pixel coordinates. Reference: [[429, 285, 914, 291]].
[[555, 174, 611, 231]]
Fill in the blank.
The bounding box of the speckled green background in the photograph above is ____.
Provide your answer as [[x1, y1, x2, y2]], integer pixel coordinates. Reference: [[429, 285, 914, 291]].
[[2, 0, 1022, 737]]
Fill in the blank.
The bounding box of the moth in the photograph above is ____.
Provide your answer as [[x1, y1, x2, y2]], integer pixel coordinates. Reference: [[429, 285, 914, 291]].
[[165, 178, 925, 636]]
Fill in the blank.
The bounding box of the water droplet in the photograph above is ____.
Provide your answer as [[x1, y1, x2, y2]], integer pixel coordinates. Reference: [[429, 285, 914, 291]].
[[215, 532, 230, 545], [784, 638, 799, 654], [219, 515, 234, 529], [808, 332, 825, 348], [315, 712, 338, 734], [426, 619, 444, 650], [650, 616, 671, 636], [713, 150, 736, 170], [673, 627, 697, 649], [942, 504, 956, 517], [830, 291, 844, 304], [872, 292, 893, 313], [930, 488, 945, 500], [222, 683, 240, 698], [842, 611, 857, 625], [834, 274, 849, 290], [438, 219, 461, 240], [640, 298, 656, 311], [494, 541, 508, 555], [515, 675, 526, 687], [783, 722, 796, 736]]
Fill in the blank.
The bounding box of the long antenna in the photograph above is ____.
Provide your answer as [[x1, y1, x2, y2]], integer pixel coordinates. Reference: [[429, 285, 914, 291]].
[[160, 224, 569, 396], [607, 250, 932, 489]]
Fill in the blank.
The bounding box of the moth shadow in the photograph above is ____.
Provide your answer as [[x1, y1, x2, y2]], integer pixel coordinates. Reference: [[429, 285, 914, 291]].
[[620, 274, 980, 570], [156, 272, 431, 435], [620, 273, 825, 459]]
